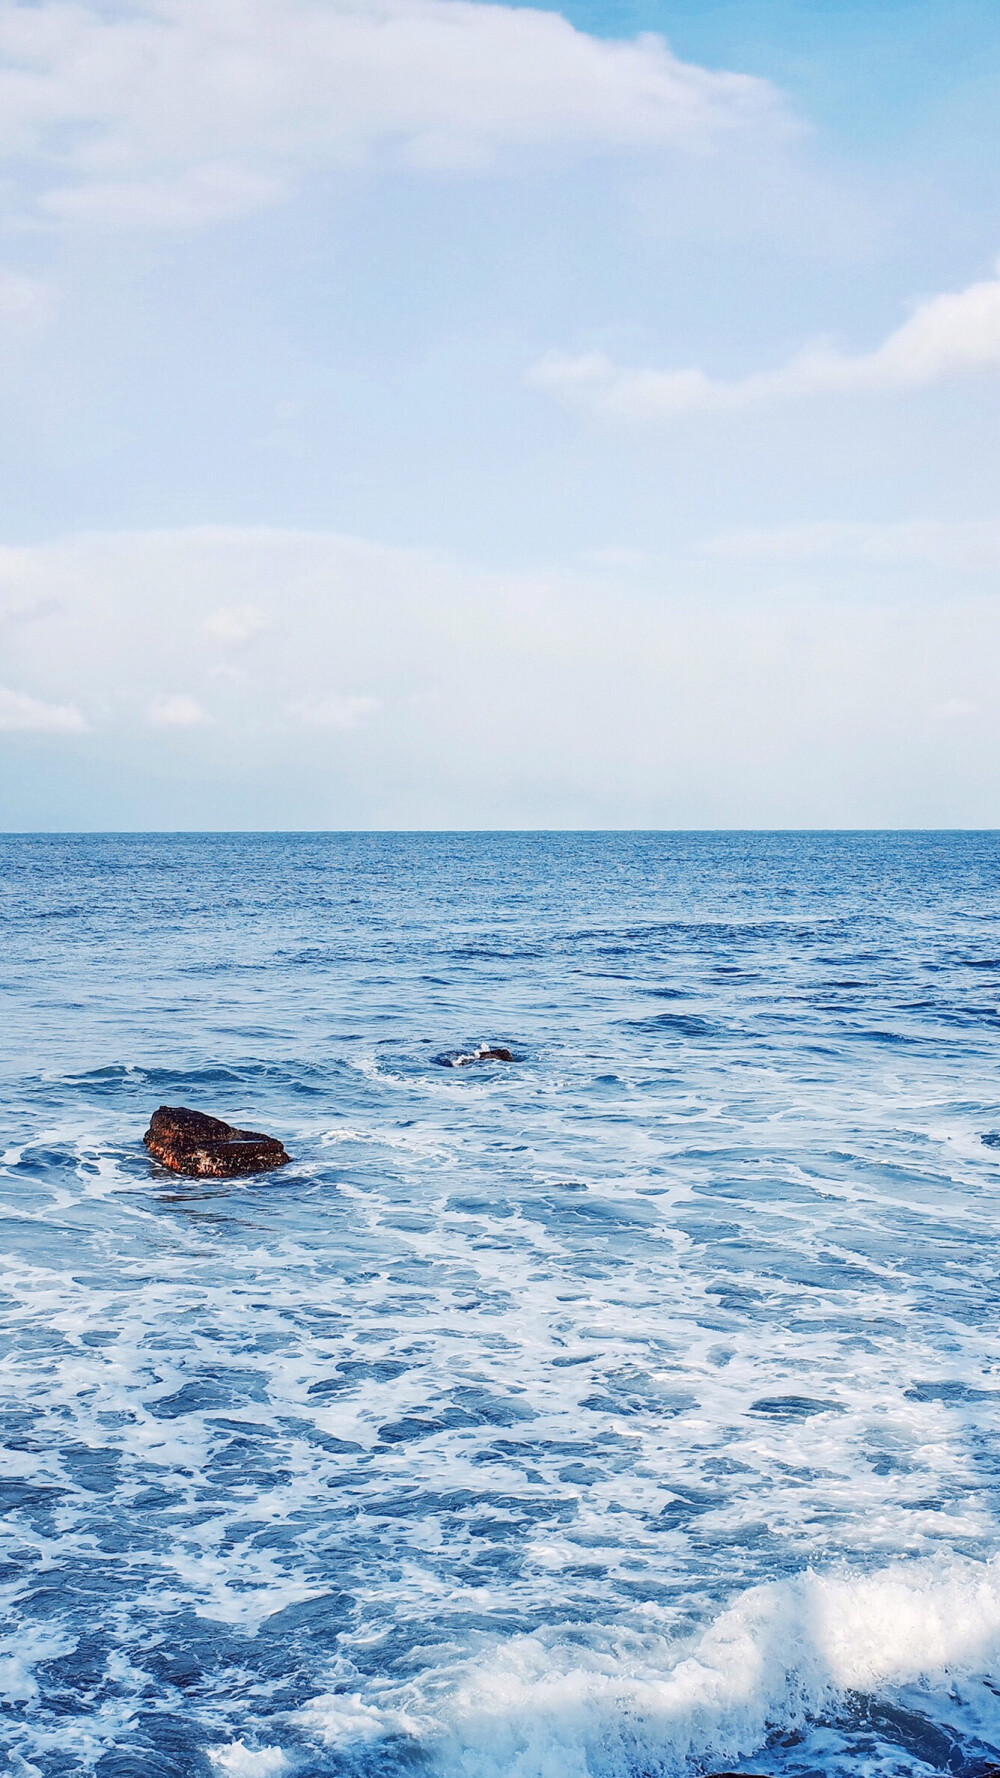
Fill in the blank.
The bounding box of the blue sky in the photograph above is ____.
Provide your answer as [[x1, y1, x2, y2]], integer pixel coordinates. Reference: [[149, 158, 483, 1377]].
[[518, 0, 1000, 146], [1, 0, 999, 827]]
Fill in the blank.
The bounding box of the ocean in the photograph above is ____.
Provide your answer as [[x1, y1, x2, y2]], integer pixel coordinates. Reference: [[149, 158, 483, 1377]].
[[4, 830, 1000, 1778]]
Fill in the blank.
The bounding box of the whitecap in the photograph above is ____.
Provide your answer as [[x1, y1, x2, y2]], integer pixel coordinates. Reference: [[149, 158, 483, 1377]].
[[207, 1742, 290, 1776]]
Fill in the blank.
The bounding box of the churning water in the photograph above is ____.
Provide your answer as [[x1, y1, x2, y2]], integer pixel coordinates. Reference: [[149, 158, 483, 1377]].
[[4, 831, 1000, 1778]]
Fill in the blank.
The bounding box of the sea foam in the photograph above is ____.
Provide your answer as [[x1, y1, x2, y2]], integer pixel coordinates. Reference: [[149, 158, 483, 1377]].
[[5, 832, 1000, 1776], [291, 1559, 1000, 1776]]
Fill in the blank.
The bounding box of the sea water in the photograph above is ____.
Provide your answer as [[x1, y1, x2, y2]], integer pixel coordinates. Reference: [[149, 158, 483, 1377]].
[[3, 831, 1000, 1778]]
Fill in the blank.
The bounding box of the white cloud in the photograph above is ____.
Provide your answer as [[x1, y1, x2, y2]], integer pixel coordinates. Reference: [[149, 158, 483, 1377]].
[[203, 605, 268, 644], [698, 520, 1000, 571], [0, 683, 87, 732], [930, 699, 977, 719], [0, 0, 786, 229], [147, 693, 210, 727], [42, 165, 286, 231], [291, 694, 380, 729], [530, 261, 1000, 420], [0, 268, 57, 332]]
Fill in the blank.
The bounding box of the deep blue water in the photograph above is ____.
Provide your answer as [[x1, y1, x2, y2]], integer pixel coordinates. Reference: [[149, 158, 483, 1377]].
[[4, 832, 1000, 1778]]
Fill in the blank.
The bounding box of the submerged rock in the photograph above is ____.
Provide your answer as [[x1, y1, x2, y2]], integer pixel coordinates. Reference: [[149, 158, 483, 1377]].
[[143, 1105, 291, 1178]]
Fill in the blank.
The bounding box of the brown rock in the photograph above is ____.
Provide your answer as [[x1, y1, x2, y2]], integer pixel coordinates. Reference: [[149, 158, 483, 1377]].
[[143, 1105, 291, 1178]]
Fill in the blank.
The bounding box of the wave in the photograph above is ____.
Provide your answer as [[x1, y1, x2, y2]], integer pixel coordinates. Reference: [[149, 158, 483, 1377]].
[[298, 1558, 1000, 1777]]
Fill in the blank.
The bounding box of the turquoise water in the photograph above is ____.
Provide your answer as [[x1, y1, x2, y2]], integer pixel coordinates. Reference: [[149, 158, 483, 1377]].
[[4, 832, 1000, 1778]]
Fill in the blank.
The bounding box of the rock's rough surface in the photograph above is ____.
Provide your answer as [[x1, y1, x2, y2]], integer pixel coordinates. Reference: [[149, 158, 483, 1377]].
[[143, 1105, 291, 1178]]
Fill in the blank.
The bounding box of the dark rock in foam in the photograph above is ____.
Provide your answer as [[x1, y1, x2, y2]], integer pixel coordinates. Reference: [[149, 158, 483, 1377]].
[[143, 1105, 290, 1178], [434, 1043, 517, 1067]]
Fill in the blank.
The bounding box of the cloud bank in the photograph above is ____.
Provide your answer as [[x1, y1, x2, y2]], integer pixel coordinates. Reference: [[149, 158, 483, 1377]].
[[2, 526, 1000, 829], [0, 0, 785, 229], [531, 262, 1000, 420]]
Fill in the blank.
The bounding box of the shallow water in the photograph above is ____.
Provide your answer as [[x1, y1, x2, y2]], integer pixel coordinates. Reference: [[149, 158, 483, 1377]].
[[3, 832, 1000, 1778]]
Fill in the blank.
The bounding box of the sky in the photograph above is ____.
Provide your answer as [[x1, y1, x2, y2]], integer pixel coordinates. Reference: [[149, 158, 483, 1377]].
[[1, 0, 999, 830]]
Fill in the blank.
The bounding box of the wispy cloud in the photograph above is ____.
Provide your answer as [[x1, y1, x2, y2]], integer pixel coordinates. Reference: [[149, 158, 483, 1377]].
[[930, 699, 977, 719], [43, 167, 286, 232], [203, 605, 268, 645], [291, 695, 381, 730], [0, 0, 787, 231], [530, 263, 1000, 420], [147, 694, 210, 728], [697, 520, 1000, 571], [0, 684, 87, 732], [0, 268, 58, 333]]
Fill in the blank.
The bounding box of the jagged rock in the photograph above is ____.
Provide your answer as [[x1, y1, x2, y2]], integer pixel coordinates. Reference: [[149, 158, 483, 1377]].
[[143, 1105, 290, 1178]]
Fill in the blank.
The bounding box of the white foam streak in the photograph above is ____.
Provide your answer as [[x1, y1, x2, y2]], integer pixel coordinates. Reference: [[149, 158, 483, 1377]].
[[0, 1623, 77, 1706]]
